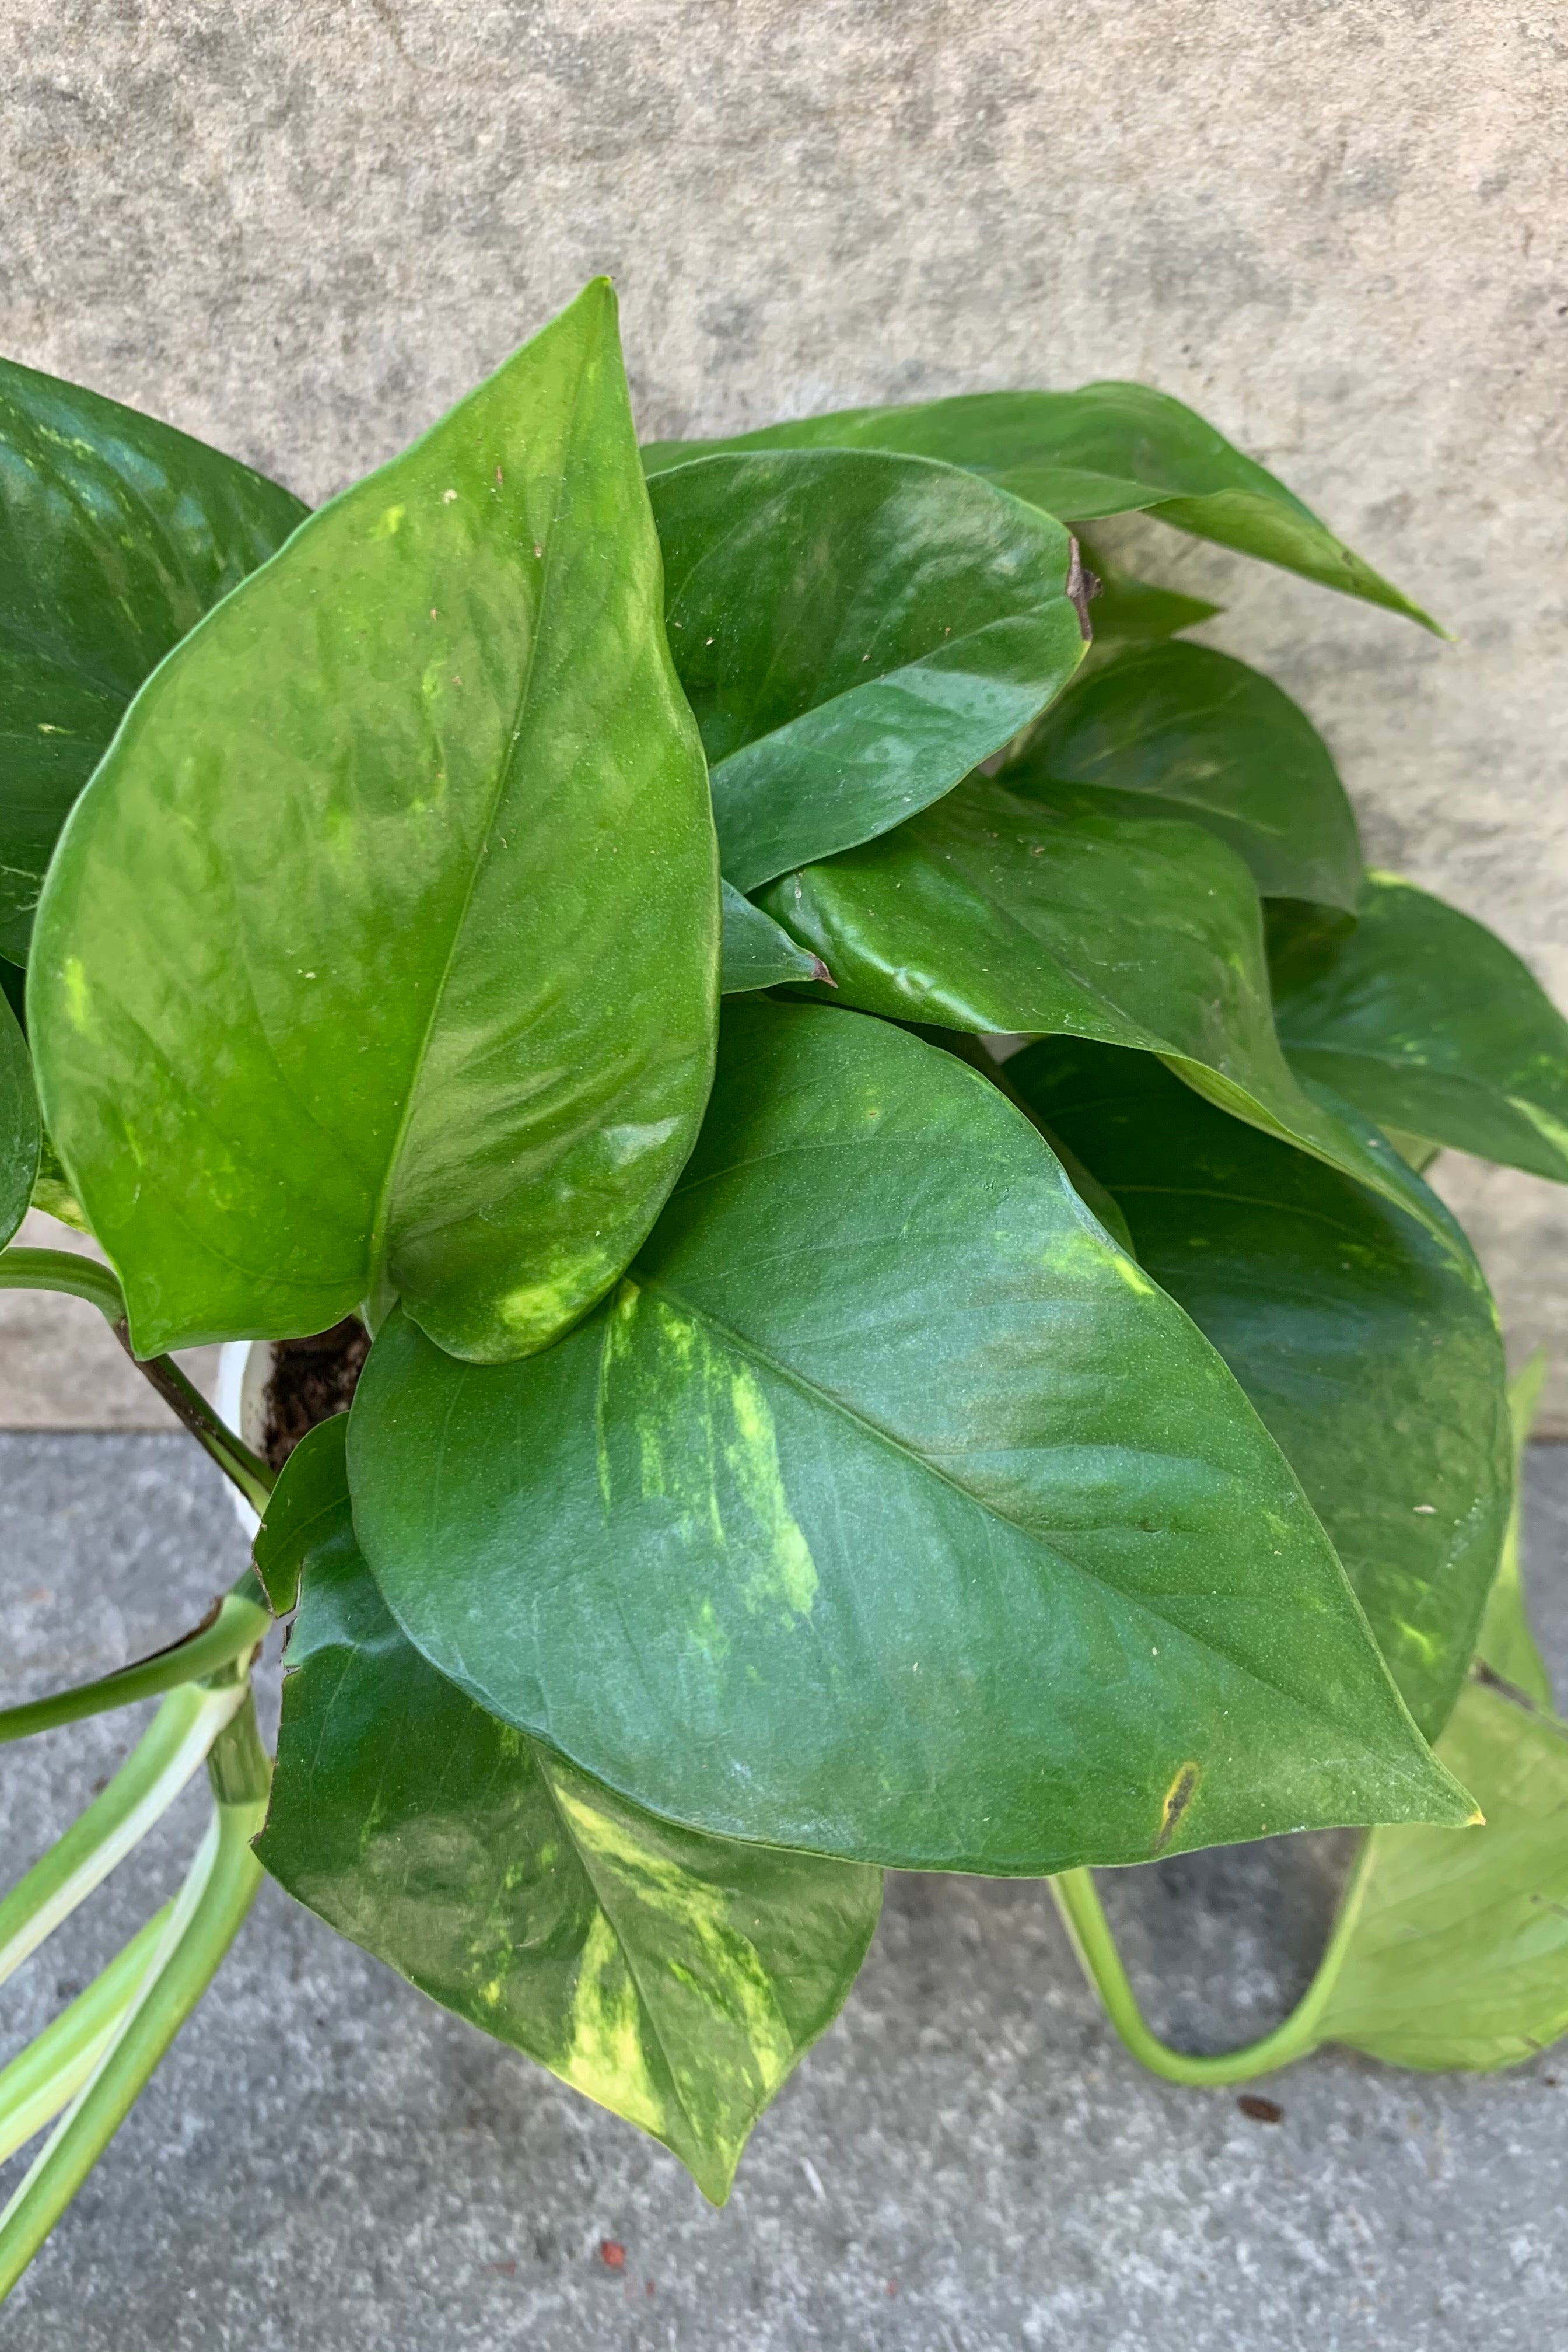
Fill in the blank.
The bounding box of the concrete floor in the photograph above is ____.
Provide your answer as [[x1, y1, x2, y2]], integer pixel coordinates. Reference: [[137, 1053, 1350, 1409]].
[[1, 1435, 1564, 2351]]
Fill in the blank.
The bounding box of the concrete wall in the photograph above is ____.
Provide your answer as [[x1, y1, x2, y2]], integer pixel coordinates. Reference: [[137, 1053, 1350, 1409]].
[[4, 0, 1566, 1418]]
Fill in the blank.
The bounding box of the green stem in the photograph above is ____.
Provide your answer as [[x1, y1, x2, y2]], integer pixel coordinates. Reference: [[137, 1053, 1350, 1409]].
[[0, 1588, 270, 1747], [0, 1682, 246, 1989], [0, 1249, 274, 1513], [0, 1703, 270, 2302], [0, 1908, 173, 2166], [1049, 1845, 1376, 2086]]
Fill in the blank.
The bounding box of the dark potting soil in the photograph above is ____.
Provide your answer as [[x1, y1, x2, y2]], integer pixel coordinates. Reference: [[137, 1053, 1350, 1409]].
[[260, 1317, 370, 1471]]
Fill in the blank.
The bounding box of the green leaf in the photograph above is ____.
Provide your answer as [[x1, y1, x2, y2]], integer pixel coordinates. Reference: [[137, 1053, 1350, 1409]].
[[757, 778, 1448, 1245], [1321, 1679, 1568, 2071], [350, 1000, 1471, 1876], [255, 1502, 880, 2203], [251, 1411, 354, 1615], [1074, 530, 1222, 646], [642, 385, 1438, 629], [0, 356, 307, 964], [1269, 876, 1568, 1183], [650, 450, 1087, 890], [0, 987, 39, 1248], [1475, 1353, 1553, 1710], [1003, 642, 1362, 912], [28, 281, 719, 1364], [720, 881, 832, 994], [1007, 1038, 1511, 1739]]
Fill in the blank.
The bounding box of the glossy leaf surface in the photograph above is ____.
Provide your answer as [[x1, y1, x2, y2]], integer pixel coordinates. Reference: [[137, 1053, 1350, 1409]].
[[1073, 531, 1220, 646], [650, 450, 1086, 890], [1269, 877, 1568, 1183], [1005, 642, 1362, 912], [642, 385, 1437, 628], [758, 779, 1446, 1242], [720, 881, 831, 994], [0, 989, 38, 1247], [351, 1002, 1469, 1876], [1008, 1039, 1510, 1738], [1322, 1679, 1568, 2070], [256, 1506, 880, 2202], [29, 282, 718, 1363], [1475, 1354, 1553, 1710], [0, 356, 307, 964]]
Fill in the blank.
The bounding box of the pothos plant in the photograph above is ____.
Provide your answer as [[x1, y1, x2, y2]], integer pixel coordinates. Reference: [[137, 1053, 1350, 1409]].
[[0, 278, 1566, 2287]]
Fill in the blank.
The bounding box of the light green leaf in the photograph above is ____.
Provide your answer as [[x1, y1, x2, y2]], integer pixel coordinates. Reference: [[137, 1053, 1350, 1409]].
[[1004, 641, 1362, 912], [650, 450, 1087, 890], [757, 779, 1448, 1244], [1007, 1038, 1510, 1738], [0, 355, 307, 964], [1475, 1353, 1553, 1710], [721, 881, 832, 994], [1322, 1678, 1568, 2071], [0, 988, 38, 1247], [29, 281, 718, 1364], [350, 1001, 1471, 1877], [256, 1503, 880, 2203], [642, 384, 1438, 629], [1269, 876, 1568, 1183]]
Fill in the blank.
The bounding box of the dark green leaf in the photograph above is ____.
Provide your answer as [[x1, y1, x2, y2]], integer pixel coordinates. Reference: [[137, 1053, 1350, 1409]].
[[0, 356, 307, 964], [1007, 1038, 1510, 1738], [1321, 1678, 1568, 2070], [757, 779, 1447, 1244], [256, 1506, 880, 2202], [251, 1412, 355, 1615], [1074, 530, 1221, 645], [29, 282, 718, 1364], [642, 385, 1438, 629], [1269, 877, 1568, 1182], [1475, 1354, 1553, 1710], [1003, 642, 1362, 912], [0, 987, 38, 1247], [350, 1001, 1471, 1877], [721, 881, 832, 994], [650, 450, 1087, 890]]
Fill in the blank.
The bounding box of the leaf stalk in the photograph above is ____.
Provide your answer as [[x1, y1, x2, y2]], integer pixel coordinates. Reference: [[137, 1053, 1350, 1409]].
[[0, 1249, 274, 1512], [1049, 1845, 1376, 2087]]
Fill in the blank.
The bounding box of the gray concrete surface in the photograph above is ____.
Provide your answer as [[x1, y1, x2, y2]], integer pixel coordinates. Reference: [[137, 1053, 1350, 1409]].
[[0, 1432, 1564, 2349], [2, 0, 1566, 1419]]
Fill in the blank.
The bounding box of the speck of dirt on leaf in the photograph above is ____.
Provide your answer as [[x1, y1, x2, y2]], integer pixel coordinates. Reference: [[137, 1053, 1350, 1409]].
[[1238, 2094, 1283, 2124]]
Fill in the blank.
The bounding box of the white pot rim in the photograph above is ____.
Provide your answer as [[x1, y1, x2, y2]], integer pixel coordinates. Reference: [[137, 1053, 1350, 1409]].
[[216, 1339, 275, 1540]]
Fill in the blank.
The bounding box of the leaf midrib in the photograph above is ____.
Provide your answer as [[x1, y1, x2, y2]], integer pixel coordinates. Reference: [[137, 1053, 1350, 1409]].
[[630, 1265, 1402, 1742], [363, 337, 594, 1302]]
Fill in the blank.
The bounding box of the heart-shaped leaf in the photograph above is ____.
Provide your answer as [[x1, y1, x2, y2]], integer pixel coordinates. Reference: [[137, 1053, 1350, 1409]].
[[1321, 1677, 1568, 2071], [0, 356, 307, 964], [650, 450, 1087, 890], [1269, 877, 1568, 1182], [251, 1412, 354, 1615], [349, 1001, 1470, 1877], [255, 1492, 880, 2203], [757, 779, 1446, 1244], [29, 281, 718, 1364], [643, 384, 1437, 628], [0, 988, 38, 1247], [720, 881, 832, 994], [1006, 1038, 1510, 1740], [1004, 641, 1362, 912]]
